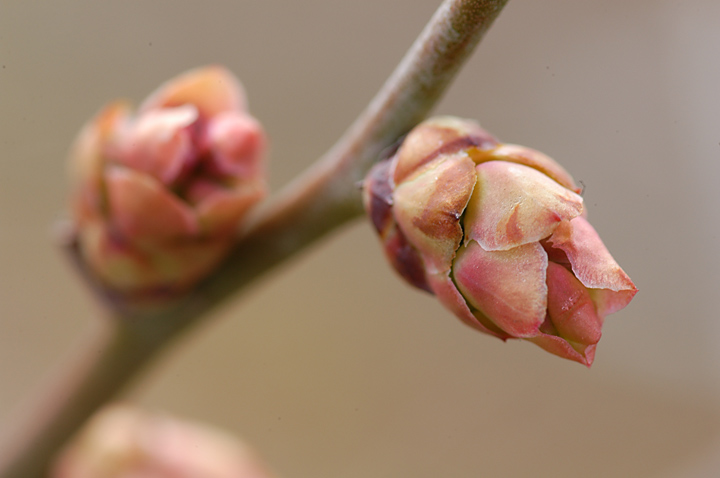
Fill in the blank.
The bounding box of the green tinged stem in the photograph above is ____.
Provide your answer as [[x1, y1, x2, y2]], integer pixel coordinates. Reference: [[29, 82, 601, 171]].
[[0, 1, 509, 476]]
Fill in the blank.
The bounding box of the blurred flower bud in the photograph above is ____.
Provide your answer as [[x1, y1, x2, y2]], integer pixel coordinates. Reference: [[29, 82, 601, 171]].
[[52, 405, 277, 478], [69, 66, 266, 295], [363, 116, 637, 366]]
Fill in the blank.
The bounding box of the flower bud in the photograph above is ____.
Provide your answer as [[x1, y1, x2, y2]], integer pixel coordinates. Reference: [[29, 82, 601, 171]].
[[51, 405, 277, 478], [69, 66, 266, 295], [364, 116, 637, 366]]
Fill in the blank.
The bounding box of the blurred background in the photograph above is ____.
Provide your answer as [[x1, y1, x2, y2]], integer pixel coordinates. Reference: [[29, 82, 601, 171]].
[[1, 1, 719, 476]]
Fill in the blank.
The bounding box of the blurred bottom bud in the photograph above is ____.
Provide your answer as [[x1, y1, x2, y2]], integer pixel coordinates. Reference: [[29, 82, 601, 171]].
[[52, 405, 277, 478]]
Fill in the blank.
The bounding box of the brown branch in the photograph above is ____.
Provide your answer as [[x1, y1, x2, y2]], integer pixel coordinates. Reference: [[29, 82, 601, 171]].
[[0, 1, 509, 476]]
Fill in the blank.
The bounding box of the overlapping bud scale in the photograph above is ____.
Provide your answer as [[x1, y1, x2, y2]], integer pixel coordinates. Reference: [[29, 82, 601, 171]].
[[69, 66, 266, 295], [364, 117, 636, 366]]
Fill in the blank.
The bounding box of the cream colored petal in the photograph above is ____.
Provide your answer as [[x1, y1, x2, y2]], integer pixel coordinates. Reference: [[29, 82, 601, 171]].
[[142, 238, 233, 291], [392, 153, 476, 274], [139, 66, 246, 118], [68, 101, 130, 219], [106, 166, 198, 243], [190, 179, 266, 235], [393, 116, 498, 184], [468, 144, 580, 192], [465, 161, 584, 251], [452, 241, 548, 338], [77, 220, 157, 292], [77, 217, 228, 293]]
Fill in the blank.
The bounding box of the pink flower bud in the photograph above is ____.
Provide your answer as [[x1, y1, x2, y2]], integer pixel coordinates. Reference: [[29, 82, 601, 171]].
[[363, 117, 637, 366], [68, 66, 267, 295], [51, 405, 277, 478]]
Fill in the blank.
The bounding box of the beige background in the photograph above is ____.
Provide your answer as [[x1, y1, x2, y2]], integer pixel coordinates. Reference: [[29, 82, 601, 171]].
[[1, 1, 720, 477]]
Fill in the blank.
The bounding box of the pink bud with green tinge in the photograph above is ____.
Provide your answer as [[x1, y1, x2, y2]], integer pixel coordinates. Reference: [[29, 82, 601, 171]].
[[363, 116, 636, 366], [69, 66, 267, 295]]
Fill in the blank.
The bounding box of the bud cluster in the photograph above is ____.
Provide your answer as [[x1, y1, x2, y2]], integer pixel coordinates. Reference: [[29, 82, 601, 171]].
[[364, 117, 636, 365], [69, 67, 266, 295]]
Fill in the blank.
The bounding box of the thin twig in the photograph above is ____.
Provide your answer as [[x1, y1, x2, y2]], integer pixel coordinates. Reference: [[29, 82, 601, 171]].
[[0, 1, 508, 476]]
